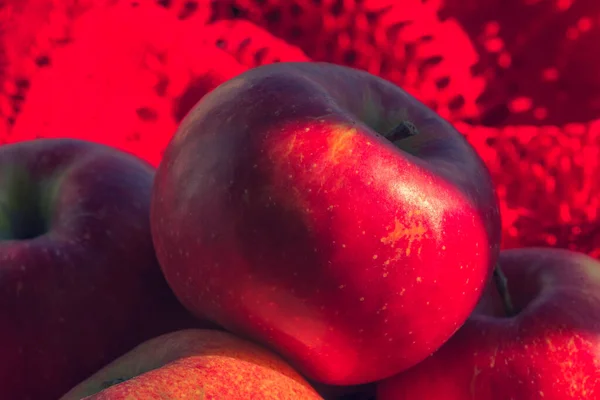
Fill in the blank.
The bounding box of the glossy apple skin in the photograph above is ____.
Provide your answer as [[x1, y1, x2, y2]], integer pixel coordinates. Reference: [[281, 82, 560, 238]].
[[60, 329, 323, 400], [0, 139, 211, 400], [378, 248, 600, 400], [151, 62, 501, 384]]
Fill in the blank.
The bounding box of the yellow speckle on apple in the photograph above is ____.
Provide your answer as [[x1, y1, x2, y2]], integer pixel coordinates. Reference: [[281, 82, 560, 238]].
[[380, 217, 428, 257], [326, 126, 357, 164]]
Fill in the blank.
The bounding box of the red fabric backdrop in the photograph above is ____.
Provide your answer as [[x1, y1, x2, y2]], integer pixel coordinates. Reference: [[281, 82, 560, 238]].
[[1, 0, 598, 257]]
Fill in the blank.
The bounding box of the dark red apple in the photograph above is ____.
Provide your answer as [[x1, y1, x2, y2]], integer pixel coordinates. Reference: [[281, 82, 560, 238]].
[[0, 138, 210, 400], [151, 62, 501, 385], [60, 329, 323, 400], [377, 248, 600, 399]]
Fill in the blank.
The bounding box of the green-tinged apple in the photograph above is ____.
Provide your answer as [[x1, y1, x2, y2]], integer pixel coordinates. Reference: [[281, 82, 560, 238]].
[[0, 138, 213, 400], [151, 62, 501, 384], [60, 329, 324, 400], [377, 248, 600, 399]]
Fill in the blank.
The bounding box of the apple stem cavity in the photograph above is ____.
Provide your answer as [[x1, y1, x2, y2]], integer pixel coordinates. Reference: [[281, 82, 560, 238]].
[[493, 264, 516, 317], [384, 120, 419, 143], [0, 173, 49, 241]]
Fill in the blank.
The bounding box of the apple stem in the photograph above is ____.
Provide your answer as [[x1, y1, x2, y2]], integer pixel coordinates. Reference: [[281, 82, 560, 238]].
[[493, 264, 515, 317], [384, 120, 419, 142]]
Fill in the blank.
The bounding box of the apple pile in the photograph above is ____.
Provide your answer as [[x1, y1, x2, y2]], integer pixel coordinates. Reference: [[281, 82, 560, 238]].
[[2, 62, 598, 400]]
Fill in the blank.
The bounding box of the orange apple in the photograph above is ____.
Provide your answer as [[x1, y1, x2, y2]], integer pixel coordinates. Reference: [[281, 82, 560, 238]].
[[60, 329, 324, 400]]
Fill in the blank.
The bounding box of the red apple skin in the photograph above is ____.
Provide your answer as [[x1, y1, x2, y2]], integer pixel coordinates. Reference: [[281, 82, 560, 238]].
[[377, 248, 600, 400], [60, 329, 324, 400], [0, 139, 212, 400], [151, 62, 501, 384]]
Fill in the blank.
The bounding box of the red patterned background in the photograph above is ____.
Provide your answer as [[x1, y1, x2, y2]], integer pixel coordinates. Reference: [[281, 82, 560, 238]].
[[1, 0, 598, 257]]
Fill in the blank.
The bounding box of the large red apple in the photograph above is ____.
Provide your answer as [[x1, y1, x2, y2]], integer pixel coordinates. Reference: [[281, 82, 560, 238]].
[[151, 62, 501, 384], [377, 247, 600, 399], [60, 329, 324, 400], [0, 138, 210, 400]]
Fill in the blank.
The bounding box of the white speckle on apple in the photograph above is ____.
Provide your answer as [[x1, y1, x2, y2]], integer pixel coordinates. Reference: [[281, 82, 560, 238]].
[[359, 297, 365, 302], [373, 255, 378, 260], [416, 277, 422, 283], [338, 285, 346, 289]]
